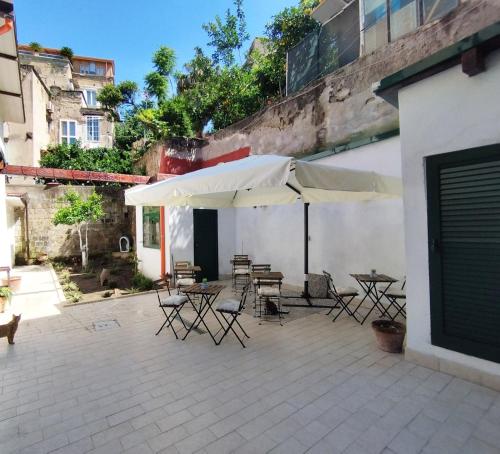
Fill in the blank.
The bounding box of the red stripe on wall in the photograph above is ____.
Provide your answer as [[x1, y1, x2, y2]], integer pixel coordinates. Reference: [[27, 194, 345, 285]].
[[160, 147, 251, 175]]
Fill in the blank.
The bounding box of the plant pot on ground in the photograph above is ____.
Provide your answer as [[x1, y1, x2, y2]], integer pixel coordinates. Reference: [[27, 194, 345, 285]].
[[0, 276, 22, 293], [0, 287, 13, 313], [371, 319, 406, 353]]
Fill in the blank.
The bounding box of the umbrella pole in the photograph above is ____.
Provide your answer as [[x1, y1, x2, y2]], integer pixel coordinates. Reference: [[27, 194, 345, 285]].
[[303, 202, 310, 302]]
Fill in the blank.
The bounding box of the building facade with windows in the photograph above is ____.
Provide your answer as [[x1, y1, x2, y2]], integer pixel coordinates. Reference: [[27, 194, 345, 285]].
[[5, 46, 115, 175]]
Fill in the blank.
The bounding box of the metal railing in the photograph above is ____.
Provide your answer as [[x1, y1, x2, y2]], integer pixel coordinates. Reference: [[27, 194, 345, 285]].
[[286, 0, 360, 95]]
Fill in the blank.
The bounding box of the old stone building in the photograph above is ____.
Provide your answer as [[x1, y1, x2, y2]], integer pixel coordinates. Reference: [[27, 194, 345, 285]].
[[2, 45, 124, 264], [5, 46, 115, 173]]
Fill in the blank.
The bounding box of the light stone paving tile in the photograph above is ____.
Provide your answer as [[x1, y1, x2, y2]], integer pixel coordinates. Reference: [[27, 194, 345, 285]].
[[18, 432, 69, 454], [322, 421, 363, 453], [148, 426, 189, 453], [157, 410, 194, 433], [120, 423, 161, 450], [459, 437, 500, 454], [407, 413, 440, 440], [2, 285, 500, 454], [49, 436, 93, 454], [91, 421, 134, 447], [123, 441, 155, 454], [106, 404, 145, 427], [388, 428, 428, 454], [183, 411, 221, 435], [203, 431, 247, 454], [268, 437, 308, 454], [174, 428, 216, 454], [293, 420, 331, 449], [235, 433, 279, 454], [86, 438, 123, 454]]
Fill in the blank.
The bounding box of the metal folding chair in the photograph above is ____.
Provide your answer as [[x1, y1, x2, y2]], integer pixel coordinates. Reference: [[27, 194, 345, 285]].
[[175, 264, 196, 294], [215, 284, 251, 348], [323, 271, 360, 322], [255, 274, 283, 325], [251, 264, 272, 308], [155, 282, 189, 339], [232, 256, 251, 291], [384, 278, 406, 320]]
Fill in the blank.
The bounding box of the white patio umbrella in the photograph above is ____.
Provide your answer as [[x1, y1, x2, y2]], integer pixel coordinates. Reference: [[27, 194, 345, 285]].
[[125, 155, 402, 303]]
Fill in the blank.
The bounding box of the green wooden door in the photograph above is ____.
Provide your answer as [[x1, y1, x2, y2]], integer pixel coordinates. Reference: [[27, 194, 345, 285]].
[[427, 144, 500, 363]]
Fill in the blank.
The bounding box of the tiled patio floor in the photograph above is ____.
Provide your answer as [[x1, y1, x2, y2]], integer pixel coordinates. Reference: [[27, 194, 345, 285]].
[[1, 281, 500, 453]]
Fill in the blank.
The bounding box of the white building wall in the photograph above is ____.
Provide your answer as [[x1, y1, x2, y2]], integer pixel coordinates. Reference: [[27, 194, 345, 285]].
[[234, 136, 405, 290], [398, 49, 500, 386], [135, 205, 235, 280]]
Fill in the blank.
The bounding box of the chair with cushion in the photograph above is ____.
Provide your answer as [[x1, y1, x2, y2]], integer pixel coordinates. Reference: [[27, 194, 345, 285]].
[[251, 264, 272, 301], [174, 262, 196, 294], [384, 278, 406, 320], [215, 284, 250, 348], [323, 271, 359, 323], [155, 281, 188, 338], [255, 273, 283, 325], [232, 256, 251, 290]]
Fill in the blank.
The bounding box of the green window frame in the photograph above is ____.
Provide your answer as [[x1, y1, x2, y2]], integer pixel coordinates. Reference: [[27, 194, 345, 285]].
[[143, 207, 160, 249]]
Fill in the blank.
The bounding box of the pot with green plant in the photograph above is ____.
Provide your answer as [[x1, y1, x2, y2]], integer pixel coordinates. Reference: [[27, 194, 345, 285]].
[[371, 319, 406, 353], [29, 41, 42, 55], [0, 287, 13, 313], [60, 46, 74, 61]]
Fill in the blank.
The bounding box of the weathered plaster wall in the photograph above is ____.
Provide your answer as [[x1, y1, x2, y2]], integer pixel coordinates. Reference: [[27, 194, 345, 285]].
[[7, 67, 51, 173], [7, 184, 134, 261], [19, 54, 73, 90], [203, 0, 500, 159]]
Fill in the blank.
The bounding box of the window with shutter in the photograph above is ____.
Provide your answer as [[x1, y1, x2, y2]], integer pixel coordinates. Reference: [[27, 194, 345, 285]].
[[427, 144, 500, 363]]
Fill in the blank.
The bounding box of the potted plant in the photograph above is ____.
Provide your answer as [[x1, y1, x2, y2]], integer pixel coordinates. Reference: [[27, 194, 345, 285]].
[[371, 319, 406, 353], [60, 46, 74, 61], [29, 41, 42, 55], [0, 287, 12, 313]]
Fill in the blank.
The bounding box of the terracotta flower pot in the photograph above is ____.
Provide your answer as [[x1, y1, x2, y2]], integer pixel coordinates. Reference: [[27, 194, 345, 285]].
[[371, 319, 406, 353], [1, 276, 21, 293]]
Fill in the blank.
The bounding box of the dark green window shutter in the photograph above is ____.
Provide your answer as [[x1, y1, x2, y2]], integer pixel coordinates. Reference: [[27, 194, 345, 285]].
[[427, 144, 500, 363]]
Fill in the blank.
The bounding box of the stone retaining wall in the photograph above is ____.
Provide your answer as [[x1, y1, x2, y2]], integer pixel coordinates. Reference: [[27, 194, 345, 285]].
[[7, 184, 134, 262]]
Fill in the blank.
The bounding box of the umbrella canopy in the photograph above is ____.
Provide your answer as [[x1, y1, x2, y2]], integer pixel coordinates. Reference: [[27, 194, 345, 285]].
[[125, 155, 402, 208]]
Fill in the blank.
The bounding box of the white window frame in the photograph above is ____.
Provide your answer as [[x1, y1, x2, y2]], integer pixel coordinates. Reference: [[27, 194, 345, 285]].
[[60, 120, 77, 145], [86, 116, 101, 143], [84, 89, 98, 107]]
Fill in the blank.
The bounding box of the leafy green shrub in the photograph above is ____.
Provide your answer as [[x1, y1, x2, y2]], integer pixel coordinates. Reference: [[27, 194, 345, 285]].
[[60, 46, 74, 60], [40, 142, 133, 176], [29, 42, 42, 52], [131, 273, 154, 291], [0, 287, 12, 299]]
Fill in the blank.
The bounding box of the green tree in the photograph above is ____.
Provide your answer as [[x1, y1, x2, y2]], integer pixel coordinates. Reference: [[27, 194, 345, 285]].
[[153, 46, 176, 77], [53, 189, 104, 270], [39, 142, 133, 175], [145, 71, 168, 102], [261, 2, 320, 96], [202, 0, 249, 66]]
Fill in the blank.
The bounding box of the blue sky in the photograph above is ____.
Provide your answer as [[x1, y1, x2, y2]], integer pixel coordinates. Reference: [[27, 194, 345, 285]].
[[15, 0, 297, 88]]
